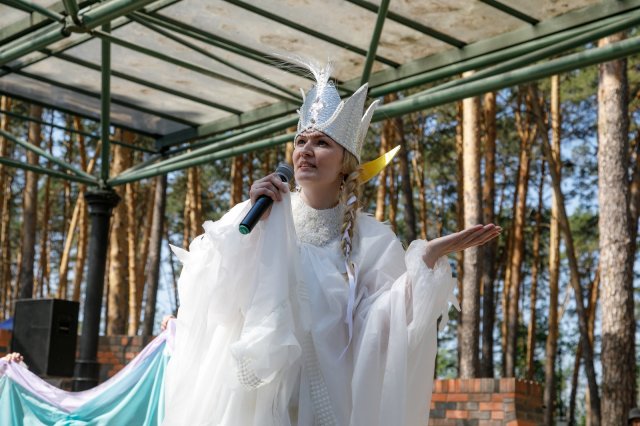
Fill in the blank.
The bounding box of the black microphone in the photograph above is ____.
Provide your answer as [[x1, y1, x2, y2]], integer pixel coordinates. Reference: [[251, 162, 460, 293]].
[[239, 163, 294, 234]]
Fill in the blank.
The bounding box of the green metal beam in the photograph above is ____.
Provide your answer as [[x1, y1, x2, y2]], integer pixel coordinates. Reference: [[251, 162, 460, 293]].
[[0, 155, 97, 185], [136, 10, 323, 84], [360, 0, 391, 86], [13, 68, 198, 126], [0, 0, 179, 73], [370, 9, 640, 96], [154, 1, 640, 148], [109, 133, 293, 185], [344, 0, 465, 48], [372, 34, 640, 120], [360, 0, 640, 89], [0, 0, 161, 67], [221, 0, 400, 67], [100, 22, 110, 183], [477, 0, 539, 25], [116, 114, 298, 182], [0, 108, 98, 138], [0, 128, 96, 180], [128, 13, 301, 102], [0, 0, 65, 22], [0, 0, 99, 44], [118, 33, 640, 185], [155, 100, 297, 148], [62, 0, 80, 24], [109, 138, 155, 153], [52, 52, 242, 114], [0, 89, 159, 137], [91, 29, 300, 104]]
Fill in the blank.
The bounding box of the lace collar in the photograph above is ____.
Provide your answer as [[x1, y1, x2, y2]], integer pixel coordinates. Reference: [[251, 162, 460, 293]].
[[291, 192, 344, 247]]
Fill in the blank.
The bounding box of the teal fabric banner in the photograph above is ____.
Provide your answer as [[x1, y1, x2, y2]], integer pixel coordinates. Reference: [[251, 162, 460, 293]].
[[0, 342, 167, 425]]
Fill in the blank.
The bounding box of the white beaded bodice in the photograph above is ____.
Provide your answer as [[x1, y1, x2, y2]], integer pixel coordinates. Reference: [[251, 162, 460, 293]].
[[291, 192, 344, 247]]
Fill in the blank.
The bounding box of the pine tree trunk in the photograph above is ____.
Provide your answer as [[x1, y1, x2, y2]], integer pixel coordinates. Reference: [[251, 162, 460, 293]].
[[126, 176, 138, 335], [480, 91, 497, 377], [568, 269, 599, 426], [375, 114, 390, 221], [107, 141, 129, 335], [385, 92, 417, 242], [183, 168, 191, 249], [505, 88, 537, 377], [285, 141, 294, 166], [460, 79, 482, 378], [0, 96, 11, 317], [142, 174, 167, 336], [597, 33, 636, 425], [410, 119, 428, 239], [629, 130, 640, 261], [544, 75, 562, 426], [526, 160, 544, 380], [18, 105, 43, 300], [71, 121, 95, 302], [388, 161, 398, 233], [533, 85, 601, 426], [230, 156, 244, 208], [135, 179, 155, 329], [190, 166, 201, 238], [455, 101, 465, 372], [37, 164, 51, 297]]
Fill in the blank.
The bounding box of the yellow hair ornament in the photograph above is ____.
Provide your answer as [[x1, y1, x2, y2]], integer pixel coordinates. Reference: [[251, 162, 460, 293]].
[[359, 145, 401, 184]]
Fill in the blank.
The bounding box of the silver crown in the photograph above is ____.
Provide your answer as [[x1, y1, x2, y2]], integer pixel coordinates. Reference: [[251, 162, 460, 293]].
[[295, 63, 379, 163]]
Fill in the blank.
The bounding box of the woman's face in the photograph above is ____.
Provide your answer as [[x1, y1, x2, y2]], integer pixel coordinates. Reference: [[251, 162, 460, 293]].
[[293, 131, 345, 192]]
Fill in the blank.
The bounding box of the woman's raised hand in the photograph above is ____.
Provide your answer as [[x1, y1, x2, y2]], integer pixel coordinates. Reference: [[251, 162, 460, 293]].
[[422, 224, 502, 269], [248, 173, 290, 220]]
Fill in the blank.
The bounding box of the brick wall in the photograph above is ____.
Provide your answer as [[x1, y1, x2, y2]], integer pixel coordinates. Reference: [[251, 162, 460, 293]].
[[0, 329, 10, 355], [96, 335, 156, 382], [429, 378, 543, 426]]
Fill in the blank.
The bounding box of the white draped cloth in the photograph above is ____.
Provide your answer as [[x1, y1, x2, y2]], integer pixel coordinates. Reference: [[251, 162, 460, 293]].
[[163, 191, 458, 426]]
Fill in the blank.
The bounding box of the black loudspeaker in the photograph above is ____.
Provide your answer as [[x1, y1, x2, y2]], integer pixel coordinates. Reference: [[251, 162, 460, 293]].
[[11, 299, 79, 377]]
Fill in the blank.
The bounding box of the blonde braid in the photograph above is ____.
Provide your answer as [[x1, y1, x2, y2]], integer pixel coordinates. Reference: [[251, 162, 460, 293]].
[[340, 152, 361, 261]]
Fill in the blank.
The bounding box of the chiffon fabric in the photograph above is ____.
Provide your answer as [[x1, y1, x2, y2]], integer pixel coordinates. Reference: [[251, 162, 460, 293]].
[[163, 192, 458, 426], [0, 322, 174, 425]]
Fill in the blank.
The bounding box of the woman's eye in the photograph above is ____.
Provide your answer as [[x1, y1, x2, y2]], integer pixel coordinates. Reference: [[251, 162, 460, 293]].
[[296, 139, 306, 146], [317, 140, 327, 146]]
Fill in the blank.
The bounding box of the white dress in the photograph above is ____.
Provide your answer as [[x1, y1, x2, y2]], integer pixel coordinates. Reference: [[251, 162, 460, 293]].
[[162, 191, 458, 426]]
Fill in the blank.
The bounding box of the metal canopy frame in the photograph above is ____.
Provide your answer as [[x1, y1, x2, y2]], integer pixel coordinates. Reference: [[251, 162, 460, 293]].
[[0, 0, 638, 188]]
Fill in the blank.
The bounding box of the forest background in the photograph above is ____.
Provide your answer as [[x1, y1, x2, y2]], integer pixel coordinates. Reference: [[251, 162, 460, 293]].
[[0, 36, 638, 425]]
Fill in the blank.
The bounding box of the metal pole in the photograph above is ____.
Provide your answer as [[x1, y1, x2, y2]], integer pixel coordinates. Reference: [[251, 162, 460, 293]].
[[360, 0, 390, 86], [100, 22, 110, 184], [72, 189, 120, 391]]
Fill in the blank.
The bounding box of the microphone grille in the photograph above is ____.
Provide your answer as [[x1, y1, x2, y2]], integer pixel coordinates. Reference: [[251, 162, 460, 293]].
[[275, 163, 294, 183]]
